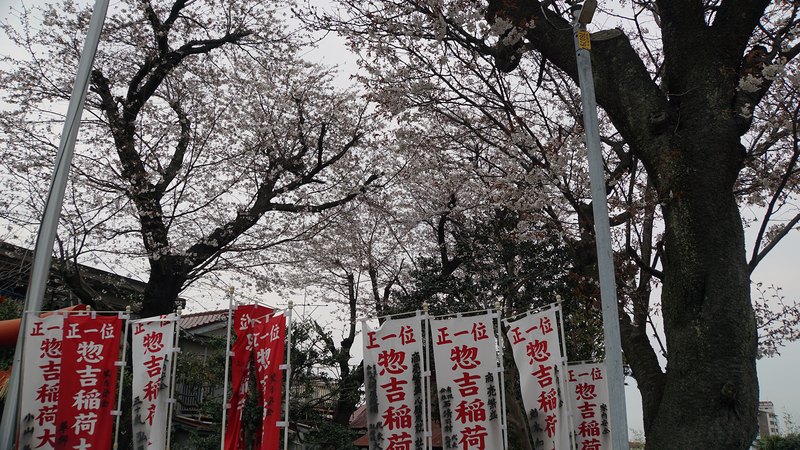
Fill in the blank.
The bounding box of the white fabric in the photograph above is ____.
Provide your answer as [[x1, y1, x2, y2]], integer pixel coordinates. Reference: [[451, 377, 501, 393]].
[[130, 314, 178, 449], [505, 308, 568, 450], [362, 316, 426, 450], [568, 362, 612, 450], [430, 313, 503, 450], [18, 312, 66, 450]]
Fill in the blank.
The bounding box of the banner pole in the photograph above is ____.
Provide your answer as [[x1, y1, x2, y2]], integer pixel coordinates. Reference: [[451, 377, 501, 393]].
[[558, 302, 577, 450], [494, 302, 509, 450], [555, 298, 578, 450], [113, 306, 131, 450], [166, 308, 182, 450], [221, 287, 235, 450], [422, 303, 433, 450], [282, 301, 293, 450]]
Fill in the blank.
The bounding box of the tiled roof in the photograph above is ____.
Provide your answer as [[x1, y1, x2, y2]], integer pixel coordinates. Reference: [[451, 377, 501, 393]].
[[180, 309, 229, 331], [350, 403, 368, 429]]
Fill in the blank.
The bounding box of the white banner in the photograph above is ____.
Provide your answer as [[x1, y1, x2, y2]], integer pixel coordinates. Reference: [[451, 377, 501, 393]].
[[505, 307, 568, 450], [131, 314, 178, 449], [430, 313, 503, 450], [363, 315, 426, 450], [18, 312, 66, 450], [568, 362, 611, 450]]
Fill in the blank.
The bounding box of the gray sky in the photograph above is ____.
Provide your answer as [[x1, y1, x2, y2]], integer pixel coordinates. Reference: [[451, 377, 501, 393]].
[[750, 230, 800, 431], [3, 0, 799, 438]]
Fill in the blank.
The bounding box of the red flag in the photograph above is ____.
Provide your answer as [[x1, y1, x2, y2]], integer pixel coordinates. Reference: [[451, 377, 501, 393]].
[[54, 314, 121, 450], [253, 313, 285, 450], [224, 305, 270, 450]]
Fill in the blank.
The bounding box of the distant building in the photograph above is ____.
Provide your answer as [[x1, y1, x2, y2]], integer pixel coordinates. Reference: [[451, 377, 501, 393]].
[[758, 401, 780, 438], [171, 309, 230, 444], [0, 241, 146, 312]]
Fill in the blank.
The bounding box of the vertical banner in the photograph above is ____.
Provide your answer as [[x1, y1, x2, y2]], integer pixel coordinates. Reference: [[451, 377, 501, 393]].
[[505, 307, 568, 450], [362, 315, 426, 450], [224, 304, 268, 450], [431, 313, 503, 450], [54, 314, 122, 450], [253, 313, 285, 450], [568, 362, 611, 450], [18, 312, 66, 450], [131, 314, 178, 449]]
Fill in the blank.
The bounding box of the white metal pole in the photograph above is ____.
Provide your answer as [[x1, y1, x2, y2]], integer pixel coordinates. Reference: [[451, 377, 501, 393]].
[[0, 1, 110, 446], [421, 304, 432, 450], [494, 302, 509, 450], [554, 298, 577, 450], [571, 5, 629, 450], [113, 306, 132, 450], [166, 307, 182, 450], [221, 287, 235, 450], [282, 301, 293, 450]]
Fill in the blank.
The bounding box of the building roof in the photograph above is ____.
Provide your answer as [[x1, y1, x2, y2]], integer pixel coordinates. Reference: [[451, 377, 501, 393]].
[[179, 305, 276, 335], [180, 309, 230, 331], [0, 241, 145, 311]]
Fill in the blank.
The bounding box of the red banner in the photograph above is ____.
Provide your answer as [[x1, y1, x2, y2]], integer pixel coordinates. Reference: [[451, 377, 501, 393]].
[[54, 314, 122, 450], [224, 304, 270, 450], [253, 313, 285, 450]]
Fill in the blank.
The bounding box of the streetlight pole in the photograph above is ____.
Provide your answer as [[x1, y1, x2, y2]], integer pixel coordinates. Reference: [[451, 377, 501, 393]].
[[570, 3, 629, 450]]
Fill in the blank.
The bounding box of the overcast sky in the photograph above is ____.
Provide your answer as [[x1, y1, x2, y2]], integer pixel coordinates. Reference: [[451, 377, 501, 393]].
[[2, 0, 798, 437]]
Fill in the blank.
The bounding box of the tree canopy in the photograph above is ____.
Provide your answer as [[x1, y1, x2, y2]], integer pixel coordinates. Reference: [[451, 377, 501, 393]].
[[1, 0, 382, 317], [2, 0, 800, 449], [303, 0, 800, 448]]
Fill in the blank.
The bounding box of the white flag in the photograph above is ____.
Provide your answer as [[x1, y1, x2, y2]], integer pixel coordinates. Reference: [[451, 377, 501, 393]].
[[131, 314, 178, 449], [505, 307, 568, 450], [18, 312, 65, 450], [568, 362, 612, 450], [362, 315, 426, 450], [430, 313, 503, 450]]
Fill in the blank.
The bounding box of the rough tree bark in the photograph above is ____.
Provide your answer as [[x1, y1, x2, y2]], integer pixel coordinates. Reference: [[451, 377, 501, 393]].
[[488, 0, 774, 448]]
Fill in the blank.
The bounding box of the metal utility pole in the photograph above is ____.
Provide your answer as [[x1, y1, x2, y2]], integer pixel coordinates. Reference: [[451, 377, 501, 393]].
[[0, 0, 109, 446], [570, 2, 629, 450]]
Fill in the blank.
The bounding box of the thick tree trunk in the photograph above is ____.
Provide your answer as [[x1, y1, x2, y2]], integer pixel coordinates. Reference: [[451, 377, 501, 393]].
[[488, 2, 767, 448], [648, 128, 759, 448], [141, 256, 187, 316]]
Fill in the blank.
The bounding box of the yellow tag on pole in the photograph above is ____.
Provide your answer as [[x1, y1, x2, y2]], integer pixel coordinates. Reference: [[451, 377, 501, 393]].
[[578, 30, 591, 50]]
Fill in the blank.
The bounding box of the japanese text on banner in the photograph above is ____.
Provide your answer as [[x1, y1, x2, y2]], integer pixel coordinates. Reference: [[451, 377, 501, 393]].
[[18, 313, 66, 450], [505, 308, 568, 450], [430, 314, 503, 450], [568, 362, 611, 450], [55, 314, 122, 450], [253, 313, 285, 450], [225, 304, 270, 450], [131, 314, 178, 450], [363, 316, 426, 450]]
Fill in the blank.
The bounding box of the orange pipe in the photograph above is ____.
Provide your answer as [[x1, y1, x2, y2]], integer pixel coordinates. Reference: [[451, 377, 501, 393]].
[[0, 305, 91, 348]]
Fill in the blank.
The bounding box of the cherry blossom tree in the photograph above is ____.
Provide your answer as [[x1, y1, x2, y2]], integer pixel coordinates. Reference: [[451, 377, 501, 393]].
[[308, 0, 800, 448], [0, 0, 383, 316]]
